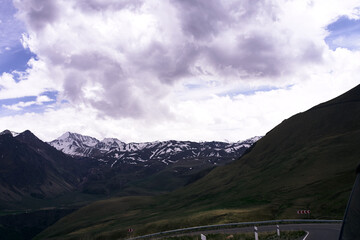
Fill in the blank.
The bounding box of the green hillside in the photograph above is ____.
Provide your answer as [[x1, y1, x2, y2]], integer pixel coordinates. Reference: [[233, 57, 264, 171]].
[[36, 85, 360, 240]]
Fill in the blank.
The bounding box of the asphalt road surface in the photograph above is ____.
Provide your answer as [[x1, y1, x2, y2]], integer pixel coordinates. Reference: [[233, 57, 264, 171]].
[[177, 223, 341, 240]]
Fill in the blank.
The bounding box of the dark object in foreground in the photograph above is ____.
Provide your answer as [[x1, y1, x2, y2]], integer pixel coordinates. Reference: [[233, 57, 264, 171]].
[[338, 165, 360, 239]]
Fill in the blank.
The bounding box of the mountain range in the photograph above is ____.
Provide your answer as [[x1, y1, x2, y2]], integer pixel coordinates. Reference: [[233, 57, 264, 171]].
[[0, 129, 259, 239], [36, 84, 360, 240], [0, 129, 259, 209], [49, 132, 260, 167]]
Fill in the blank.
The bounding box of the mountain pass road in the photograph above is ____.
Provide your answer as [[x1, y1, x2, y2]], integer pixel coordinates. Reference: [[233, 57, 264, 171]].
[[176, 223, 341, 240]]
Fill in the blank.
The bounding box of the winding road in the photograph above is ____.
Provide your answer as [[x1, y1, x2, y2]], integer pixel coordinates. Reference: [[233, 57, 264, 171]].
[[127, 221, 342, 240], [179, 223, 341, 240]]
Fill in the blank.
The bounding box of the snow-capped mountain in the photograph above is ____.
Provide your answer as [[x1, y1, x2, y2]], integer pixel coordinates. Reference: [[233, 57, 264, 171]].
[[49, 132, 261, 168], [1, 129, 262, 200], [96, 138, 127, 152], [49, 132, 101, 156], [49, 132, 152, 156]]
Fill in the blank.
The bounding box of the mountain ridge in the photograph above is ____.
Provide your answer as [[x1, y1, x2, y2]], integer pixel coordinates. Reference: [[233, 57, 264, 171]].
[[0, 129, 260, 209], [49, 131, 261, 157], [48, 132, 261, 169], [0, 130, 82, 203]]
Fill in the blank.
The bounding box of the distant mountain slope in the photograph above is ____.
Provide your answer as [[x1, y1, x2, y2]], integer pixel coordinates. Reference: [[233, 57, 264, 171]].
[[49, 132, 102, 157], [0, 129, 259, 210], [37, 84, 360, 240], [49, 132, 260, 165], [48, 133, 260, 195]]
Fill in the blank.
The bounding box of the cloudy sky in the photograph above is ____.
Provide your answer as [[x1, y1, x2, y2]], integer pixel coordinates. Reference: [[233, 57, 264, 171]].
[[0, 0, 359, 142]]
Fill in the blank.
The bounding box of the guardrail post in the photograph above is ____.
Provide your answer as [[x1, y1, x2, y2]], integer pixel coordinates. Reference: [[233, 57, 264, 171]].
[[254, 226, 258, 240], [277, 224, 280, 236], [201, 234, 206, 240]]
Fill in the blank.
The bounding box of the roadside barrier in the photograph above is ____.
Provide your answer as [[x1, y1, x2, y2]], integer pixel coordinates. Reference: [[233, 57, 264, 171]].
[[126, 219, 342, 239]]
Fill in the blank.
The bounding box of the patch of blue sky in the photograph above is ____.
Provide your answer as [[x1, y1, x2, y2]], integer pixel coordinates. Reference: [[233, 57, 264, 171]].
[[184, 83, 204, 89], [0, 43, 36, 74], [0, 0, 35, 74], [325, 16, 360, 50], [0, 95, 36, 106], [0, 91, 59, 116], [0, 0, 21, 46], [43, 90, 58, 97], [217, 85, 290, 98]]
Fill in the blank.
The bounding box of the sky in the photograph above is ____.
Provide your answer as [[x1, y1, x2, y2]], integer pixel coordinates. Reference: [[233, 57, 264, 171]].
[[0, 0, 360, 143]]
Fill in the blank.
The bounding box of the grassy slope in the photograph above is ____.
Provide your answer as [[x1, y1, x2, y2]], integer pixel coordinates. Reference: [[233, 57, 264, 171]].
[[37, 85, 360, 240]]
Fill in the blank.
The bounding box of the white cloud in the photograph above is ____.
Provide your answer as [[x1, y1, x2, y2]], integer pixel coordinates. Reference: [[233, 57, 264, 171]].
[[0, 57, 60, 99], [0, 0, 359, 141], [0, 55, 358, 142], [36, 95, 52, 103], [3, 100, 36, 111], [2, 94, 54, 111]]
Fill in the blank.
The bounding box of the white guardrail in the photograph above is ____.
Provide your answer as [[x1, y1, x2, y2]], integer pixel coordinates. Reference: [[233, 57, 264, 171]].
[[126, 219, 342, 239]]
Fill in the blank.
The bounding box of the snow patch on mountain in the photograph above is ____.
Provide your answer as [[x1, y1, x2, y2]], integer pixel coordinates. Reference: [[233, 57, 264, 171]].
[[49, 132, 100, 156]]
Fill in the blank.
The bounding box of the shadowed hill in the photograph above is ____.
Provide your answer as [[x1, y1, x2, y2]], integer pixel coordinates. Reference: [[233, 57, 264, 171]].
[[0, 130, 88, 207], [171, 84, 360, 214], [36, 85, 360, 239]]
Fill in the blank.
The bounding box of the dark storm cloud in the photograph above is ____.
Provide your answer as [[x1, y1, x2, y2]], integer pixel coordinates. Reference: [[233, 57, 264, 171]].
[[59, 50, 168, 118], [62, 51, 143, 118], [14, 0, 60, 31], [68, 52, 121, 72], [301, 42, 324, 63], [131, 41, 200, 84], [63, 71, 86, 102], [205, 33, 290, 78], [172, 0, 322, 79], [171, 0, 298, 78], [89, 80, 143, 118], [172, 0, 279, 40], [172, 0, 229, 40]]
